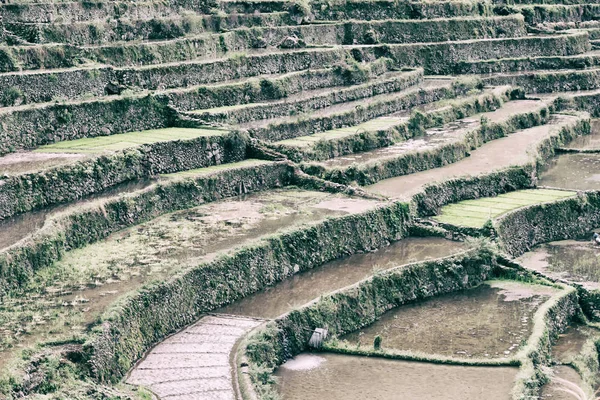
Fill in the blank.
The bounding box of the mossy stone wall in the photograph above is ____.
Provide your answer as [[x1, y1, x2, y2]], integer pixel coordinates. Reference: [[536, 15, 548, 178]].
[[368, 32, 591, 74], [496, 192, 600, 257], [0, 95, 174, 155], [484, 69, 600, 94], [0, 132, 249, 220], [0, 162, 292, 293], [88, 202, 411, 382], [311, 0, 493, 21], [0, 48, 347, 106], [244, 249, 499, 395]]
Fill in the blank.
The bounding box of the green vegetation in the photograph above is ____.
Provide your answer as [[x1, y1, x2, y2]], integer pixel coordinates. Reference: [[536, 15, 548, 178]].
[[373, 335, 382, 350], [36, 127, 226, 154], [434, 189, 576, 228], [323, 341, 519, 366], [0, 86, 24, 107], [3, 0, 600, 399], [496, 191, 600, 257]]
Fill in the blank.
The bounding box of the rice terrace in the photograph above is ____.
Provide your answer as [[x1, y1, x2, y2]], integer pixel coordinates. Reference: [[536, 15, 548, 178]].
[[6, 0, 600, 398]]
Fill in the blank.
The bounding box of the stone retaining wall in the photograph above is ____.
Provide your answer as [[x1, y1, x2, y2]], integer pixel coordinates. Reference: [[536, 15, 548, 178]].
[[0, 161, 292, 292], [87, 201, 412, 382]]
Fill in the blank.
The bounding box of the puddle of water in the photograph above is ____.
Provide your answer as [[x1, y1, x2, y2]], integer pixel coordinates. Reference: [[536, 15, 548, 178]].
[[0, 178, 156, 251], [311, 197, 383, 214], [0, 210, 48, 251], [538, 153, 600, 191], [517, 241, 600, 290], [342, 281, 558, 358], [216, 237, 467, 318], [279, 354, 327, 371], [564, 119, 600, 150], [275, 353, 517, 400]]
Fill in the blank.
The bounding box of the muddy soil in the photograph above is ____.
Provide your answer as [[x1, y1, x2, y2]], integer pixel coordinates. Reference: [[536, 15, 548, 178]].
[[342, 281, 558, 358], [0, 178, 155, 251], [540, 366, 588, 400], [0, 190, 379, 365], [321, 99, 546, 168], [552, 324, 597, 363], [0, 151, 90, 176], [517, 241, 600, 290], [321, 118, 478, 168]]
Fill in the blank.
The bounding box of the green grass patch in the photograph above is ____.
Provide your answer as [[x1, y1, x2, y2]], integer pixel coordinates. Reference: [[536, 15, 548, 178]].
[[276, 117, 406, 147], [163, 159, 273, 177], [433, 189, 576, 228], [35, 127, 227, 154]]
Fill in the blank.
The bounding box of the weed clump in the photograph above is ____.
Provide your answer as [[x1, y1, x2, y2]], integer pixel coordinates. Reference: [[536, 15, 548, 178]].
[[0, 87, 24, 107], [373, 335, 382, 350]]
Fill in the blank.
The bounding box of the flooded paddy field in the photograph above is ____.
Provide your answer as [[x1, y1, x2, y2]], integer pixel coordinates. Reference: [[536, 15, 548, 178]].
[[552, 324, 598, 363], [319, 118, 478, 168], [517, 240, 600, 290], [538, 153, 600, 191], [365, 115, 577, 199], [341, 280, 558, 358], [217, 237, 467, 318], [2, 0, 600, 394], [317, 98, 544, 169], [539, 324, 600, 400], [0, 189, 379, 363], [275, 353, 518, 400], [535, 117, 600, 191], [563, 119, 600, 150]]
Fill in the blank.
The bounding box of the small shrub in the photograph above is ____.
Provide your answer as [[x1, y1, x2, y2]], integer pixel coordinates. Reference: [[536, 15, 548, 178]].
[[86, 69, 100, 80], [1, 86, 24, 107], [288, 0, 313, 24], [56, 108, 73, 124], [408, 110, 430, 135], [333, 59, 370, 86], [373, 335, 382, 350]]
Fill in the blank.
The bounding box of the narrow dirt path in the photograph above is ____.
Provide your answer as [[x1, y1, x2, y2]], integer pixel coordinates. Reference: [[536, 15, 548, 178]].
[[127, 315, 262, 400]]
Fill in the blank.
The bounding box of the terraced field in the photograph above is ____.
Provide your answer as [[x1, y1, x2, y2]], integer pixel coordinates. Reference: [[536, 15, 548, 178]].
[[3, 0, 600, 399], [433, 189, 576, 228]]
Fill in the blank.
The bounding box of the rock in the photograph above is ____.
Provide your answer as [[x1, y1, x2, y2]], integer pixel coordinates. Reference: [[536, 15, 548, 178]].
[[105, 82, 124, 96], [279, 36, 306, 49]]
